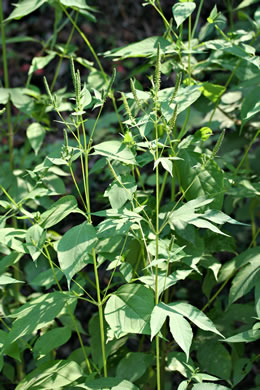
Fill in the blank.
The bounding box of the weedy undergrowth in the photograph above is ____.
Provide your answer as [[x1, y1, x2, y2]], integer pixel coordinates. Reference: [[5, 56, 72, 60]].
[[0, 0, 260, 389]]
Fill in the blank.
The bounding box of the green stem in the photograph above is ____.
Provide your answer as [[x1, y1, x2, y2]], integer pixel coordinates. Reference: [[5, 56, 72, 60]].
[[92, 248, 107, 377], [50, 12, 79, 91], [191, 0, 204, 39], [234, 128, 260, 176], [208, 60, 241, 126], [0, 1, 14, 171]]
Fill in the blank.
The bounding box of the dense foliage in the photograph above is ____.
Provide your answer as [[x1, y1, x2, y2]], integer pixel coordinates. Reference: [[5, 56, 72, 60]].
[[0, 0, 260, 389]]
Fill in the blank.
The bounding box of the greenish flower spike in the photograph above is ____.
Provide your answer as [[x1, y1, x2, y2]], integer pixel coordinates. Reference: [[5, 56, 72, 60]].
[[121, 92, 135, 124], [130, 78, 143, 111], [212, 129, 225, 157]]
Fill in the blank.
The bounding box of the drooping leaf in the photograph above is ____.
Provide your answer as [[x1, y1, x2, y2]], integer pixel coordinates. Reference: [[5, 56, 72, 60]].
[[6, 0, 47, 21], [104, 284, 154, 339], [57, 222, 97, 288], [26, 123, 46, 155], [172, 2, 196, 28], [93, 140, 137, 165]]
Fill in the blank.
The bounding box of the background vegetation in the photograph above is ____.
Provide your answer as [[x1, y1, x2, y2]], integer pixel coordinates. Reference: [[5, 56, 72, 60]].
[[0, 0, 259, 389]]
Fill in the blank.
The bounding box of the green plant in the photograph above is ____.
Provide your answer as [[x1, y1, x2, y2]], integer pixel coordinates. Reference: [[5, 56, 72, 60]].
[[0, 1, 259, 389]]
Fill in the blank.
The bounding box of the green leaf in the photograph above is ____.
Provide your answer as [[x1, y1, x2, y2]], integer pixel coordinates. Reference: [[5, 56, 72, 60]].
[[93, 140, 137, 165], [33, 327, 72, 358], [103, 36, 176, 59], [25, 224, 46, 262], [0, 274, 24, 285], [60, 0, 94, 9], [84, 377, 138, 390], [236, 0, 260, 10], [241, 92, 260, 130], [201, 82, 226, 103], [154, 157, 182, 177], [192, 384, 231, 390], [6, 292, 69, 345], [202, 210, 247, 226], [104, 284, 154, 339], [26, 123, 46, 155], [29, 52, 56, 75], [151, 304, 192, 361], [229, 261, 260, 306], [160, 85, 202, 121], [6, 0, 47, 21], [178, 381, 189, 390], [169, 313, 193, 361], [219, 247, 260, 282], [105, 175, 137, 209], [162, 302, 223, 336], [116, 352, 153, 383], [223, 323, 260, 343], [39, 195, 80, 228], [233, 358, 252, 386], [172, 2, 196, 28], [30, 268, 64, 288], [139, 270, 192, 296], [175, 149, 224, 209], [15, 360, 83, 389], [197, 341, 232, 380], [57, 222, 97, 288], [255, 283, 260, 318]]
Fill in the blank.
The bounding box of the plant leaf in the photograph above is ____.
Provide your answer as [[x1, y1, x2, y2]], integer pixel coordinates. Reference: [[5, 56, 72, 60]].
[[116, 352, 153, 383], [228, 261, 260, 306], [26, 123, 46, 155], [104, 284, 154, 339], [161, 302, 223, 337], [15, 360, 83, 390], [33, 327, 72, 357], [223, 323, 260, 343], [57, 222, 98, 288], [172, 2, 196, 28], [93, 140, 137, 165], [6, 292, 69, 345], [103, 36, 176, 59], [192, 384, 231, 390], [6, 0, 47, 21], [39, 195, 81, 229]]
